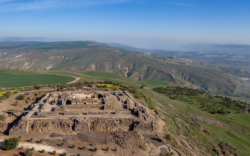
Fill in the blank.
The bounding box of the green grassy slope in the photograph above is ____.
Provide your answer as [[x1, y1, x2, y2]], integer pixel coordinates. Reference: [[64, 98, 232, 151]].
[[0, 69, 74, 88]]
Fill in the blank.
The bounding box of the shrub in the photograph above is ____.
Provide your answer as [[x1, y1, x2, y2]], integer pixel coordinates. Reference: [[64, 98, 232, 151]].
[[165, 134, 171, 142], [114, 148, 117, 152], [40, 139, 43, 143], [0, 115, 6, 121], [34, 93, 37, 96], [31, 147, 34, 151], [77, 154, 80, 156], [18, 136, 21, 139], [25, 100, 28, 103], [140, 144, 147, 151], [82, 146, 85, 150], [94, 147, 97, 152], [41, 149, 45, 153], [2, 138, 19, 150], [27, 97, 30, 100], [18, 95, 24, 100], [106, 147, 109, 151], [30, 138, 33, 142], [61, 142, 64, 146], [33, 85, 41, 90], [20, 146, 23, 149], [63, 153, 67, 156], [53, 150, 56, 155], [24, 149, 33, 156], [72, 145, 75, 148]]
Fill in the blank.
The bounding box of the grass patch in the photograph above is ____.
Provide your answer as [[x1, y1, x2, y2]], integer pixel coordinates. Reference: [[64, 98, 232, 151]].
[[0, 70, 74, 88]]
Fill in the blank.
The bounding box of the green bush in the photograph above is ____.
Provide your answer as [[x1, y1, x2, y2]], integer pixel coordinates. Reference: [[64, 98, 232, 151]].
[[0, 115, 6, 121], [29, 138, 33, 142], [61, 142, 64, 146], [31, 147, 34, 151], [24, 149, 33, 156], [18, 95, 24, 100], [72, 145, 75, 148], [94, 147, 97, 152], [53, 150, 56, 155], [82, 146, 85, 150], [40, 139, 43, 143], [2, 138, 19, 150], [77, 154, 80, 156], [114, 148, 117, 151], [41, 149, 45, 153], [34, 93, 37, 96], [140, 144, 147, 151], [63, 153, 67, 156], [106, 147, 109, 151], [165, 134, 172, 142]]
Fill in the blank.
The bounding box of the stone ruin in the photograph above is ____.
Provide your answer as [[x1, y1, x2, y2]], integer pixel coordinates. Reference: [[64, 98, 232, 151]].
[[10, 89, 158, 136]]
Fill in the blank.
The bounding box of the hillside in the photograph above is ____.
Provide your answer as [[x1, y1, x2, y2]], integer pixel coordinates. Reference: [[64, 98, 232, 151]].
[[0, 41, 249, 97]]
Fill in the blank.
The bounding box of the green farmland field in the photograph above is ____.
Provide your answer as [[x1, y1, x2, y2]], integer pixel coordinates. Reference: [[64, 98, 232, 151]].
[[0, 70, 74, 88], [136, 80, 168, 88]]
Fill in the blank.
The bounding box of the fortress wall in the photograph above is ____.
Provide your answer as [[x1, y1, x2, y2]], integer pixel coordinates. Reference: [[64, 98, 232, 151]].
[[9, 117, 28, 135], [64, 111, 80, 115], [37, 111, 58, 117], [86, 111, 109, 115], [115, 110, 132, 115]]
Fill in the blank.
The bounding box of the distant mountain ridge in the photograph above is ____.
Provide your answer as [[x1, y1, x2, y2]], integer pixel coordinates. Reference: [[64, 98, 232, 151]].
[[0, 41, 248, 97]]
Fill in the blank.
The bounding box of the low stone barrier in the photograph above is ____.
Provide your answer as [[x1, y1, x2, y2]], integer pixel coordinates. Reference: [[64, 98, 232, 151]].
[[37, 111, 57, 117], [64, 111, 80, 115], [115, 110, 131, 115], [86, 111, 109, 115]]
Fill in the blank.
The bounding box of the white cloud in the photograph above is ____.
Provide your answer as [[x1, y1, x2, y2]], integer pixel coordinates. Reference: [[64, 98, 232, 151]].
[[0, 0, 130, 12]]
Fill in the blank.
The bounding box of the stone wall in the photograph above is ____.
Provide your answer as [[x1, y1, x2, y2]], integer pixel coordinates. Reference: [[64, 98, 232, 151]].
[[74, 120, 89, 133], [9, 117, 28, 135], [37, 111, 58, 117], [65, 104, 103, 109], [88, 118, 135, 131], [28, 119, 74, 135], [115, 110, 131, 115], [64, 111, 80, 115], [86, 111, 109, 115], [133, 122, 153, 134]]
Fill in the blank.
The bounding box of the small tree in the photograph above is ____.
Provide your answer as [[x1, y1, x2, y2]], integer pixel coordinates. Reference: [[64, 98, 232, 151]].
[[63, 153, 67, 156], [41, 149, 45, 153], [18, 136, 21, 140], [24, 149, 33, 156], [29, 138, 33, 142], [40, 139, 43, 143], [72, 145, 75, 148], [2, 138, 19, 150], [114, 148, 117, 152], [106, 147, 109, 151], [94, 147, 97, 152], [82, 146, 85, 150], [77, 154, 80, 156], [31, 147, 34, 151], [53, 150, 56, 155], [61, 142, 64, 146]]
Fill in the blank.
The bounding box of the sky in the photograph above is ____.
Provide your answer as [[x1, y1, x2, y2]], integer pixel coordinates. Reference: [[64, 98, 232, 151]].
[[0, 0, 250, 50]]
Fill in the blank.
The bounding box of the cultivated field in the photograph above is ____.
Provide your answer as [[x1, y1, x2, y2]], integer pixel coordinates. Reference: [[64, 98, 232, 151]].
[[0, 70, 74, 88]]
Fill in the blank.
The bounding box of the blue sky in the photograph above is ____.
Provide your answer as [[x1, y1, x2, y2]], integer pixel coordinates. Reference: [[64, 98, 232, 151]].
[[0, 0, 250, 49]]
